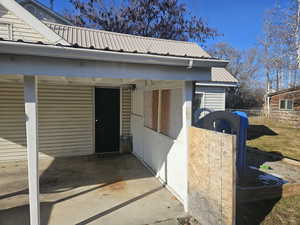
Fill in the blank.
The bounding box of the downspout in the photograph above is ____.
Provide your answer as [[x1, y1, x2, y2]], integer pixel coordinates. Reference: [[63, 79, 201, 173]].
[[187, 59, 193, 69]]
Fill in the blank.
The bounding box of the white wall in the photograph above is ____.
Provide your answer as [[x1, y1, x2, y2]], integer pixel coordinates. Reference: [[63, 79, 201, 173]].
[[131, 81, 187, 203]]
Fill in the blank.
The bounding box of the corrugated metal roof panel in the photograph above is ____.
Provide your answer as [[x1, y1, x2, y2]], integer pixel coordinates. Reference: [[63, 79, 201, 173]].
[[211, 67, 238, 83], [44, 21, 211, 58]]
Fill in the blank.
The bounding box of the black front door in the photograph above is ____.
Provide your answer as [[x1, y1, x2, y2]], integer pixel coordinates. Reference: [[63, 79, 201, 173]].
[[95, 88, 120, 153]]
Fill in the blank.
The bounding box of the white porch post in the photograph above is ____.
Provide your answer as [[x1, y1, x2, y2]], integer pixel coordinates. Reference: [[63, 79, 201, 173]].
[[182, 81, 193, 212], [24, 76, 40, 225]]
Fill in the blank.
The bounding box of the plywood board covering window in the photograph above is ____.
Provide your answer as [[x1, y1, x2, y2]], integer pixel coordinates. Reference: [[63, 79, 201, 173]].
[[160, 89, 182, 139], [144, 90, 159, 131]]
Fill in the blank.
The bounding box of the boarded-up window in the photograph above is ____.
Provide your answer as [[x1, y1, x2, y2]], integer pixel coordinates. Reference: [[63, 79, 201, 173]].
[[144, 90, 159, 131], [160, 89, 182, 139]]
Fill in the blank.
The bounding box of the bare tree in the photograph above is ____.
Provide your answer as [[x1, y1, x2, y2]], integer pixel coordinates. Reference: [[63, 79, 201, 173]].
[[64, 0, 219, 43], [260, 0, 300, 91], [208, 43, 264, 108]]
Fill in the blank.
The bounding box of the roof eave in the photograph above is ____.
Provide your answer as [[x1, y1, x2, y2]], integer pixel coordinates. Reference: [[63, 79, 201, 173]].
[[0, 41, 229, 68]]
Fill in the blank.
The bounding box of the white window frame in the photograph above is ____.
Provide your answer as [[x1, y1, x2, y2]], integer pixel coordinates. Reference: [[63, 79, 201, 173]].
[[279, 99, 294, 111], [195, 91, 205, 109]]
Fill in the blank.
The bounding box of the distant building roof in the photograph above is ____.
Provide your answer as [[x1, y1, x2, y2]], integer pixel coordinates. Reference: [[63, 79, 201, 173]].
[[18, 0, 73, 25], [268, 86, 300, 97], [211, 67, 238, 83]]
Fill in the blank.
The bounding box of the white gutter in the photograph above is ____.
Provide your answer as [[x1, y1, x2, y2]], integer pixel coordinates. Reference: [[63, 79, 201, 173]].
[[0, 41, 229, 68], [196, 81, 238, 87]]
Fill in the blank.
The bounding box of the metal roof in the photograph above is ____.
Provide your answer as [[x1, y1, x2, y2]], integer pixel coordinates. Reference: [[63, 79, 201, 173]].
[[211, 67, 238, 83], [44, 21, 212, 59], [268, 86, 300, 96]]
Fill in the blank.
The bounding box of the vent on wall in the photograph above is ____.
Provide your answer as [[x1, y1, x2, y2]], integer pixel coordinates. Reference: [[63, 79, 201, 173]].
[[0, 23, 12, 40]]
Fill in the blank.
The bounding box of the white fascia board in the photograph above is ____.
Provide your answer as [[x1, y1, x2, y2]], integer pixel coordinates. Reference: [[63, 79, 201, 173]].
[[196, 81, 238, 87], [0, 0, 69, 45], [0, 40, 229, 68], [0, 54, 211, 81]]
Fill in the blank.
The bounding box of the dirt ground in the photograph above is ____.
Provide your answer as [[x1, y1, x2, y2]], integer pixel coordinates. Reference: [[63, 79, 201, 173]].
[[0, 154, 186, 225]]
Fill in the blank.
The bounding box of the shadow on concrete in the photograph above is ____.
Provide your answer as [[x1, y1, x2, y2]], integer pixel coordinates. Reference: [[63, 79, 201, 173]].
[[0, 183, 163, 225], [76, 186, 164, 225], [0, 154, 157, 225], [247, 125, 278, 140]]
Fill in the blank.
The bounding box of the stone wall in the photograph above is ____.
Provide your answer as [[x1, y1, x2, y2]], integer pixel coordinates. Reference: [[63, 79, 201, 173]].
[[188, 127, 236, 225]]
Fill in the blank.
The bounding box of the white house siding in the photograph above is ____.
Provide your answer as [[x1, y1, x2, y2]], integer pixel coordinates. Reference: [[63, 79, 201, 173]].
[[0, 82, 93, 162], [0, 4, 48, 43], [121, 88, 131, 136], [131, 81, 187, 203], [196, 86, 226, 112], [38, 84, 93, 157], [0, 82, 26, 161]]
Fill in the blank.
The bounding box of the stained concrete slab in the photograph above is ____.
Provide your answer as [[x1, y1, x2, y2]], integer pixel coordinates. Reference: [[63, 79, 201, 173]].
[[0, 154, 185, 225]]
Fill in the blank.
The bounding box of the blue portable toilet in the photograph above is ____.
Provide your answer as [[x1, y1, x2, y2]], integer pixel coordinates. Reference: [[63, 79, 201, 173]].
[[232, 111, 248, 178]]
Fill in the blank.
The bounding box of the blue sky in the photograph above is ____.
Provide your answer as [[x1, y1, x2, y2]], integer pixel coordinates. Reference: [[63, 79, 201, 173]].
[[39, 0, 287, 51]]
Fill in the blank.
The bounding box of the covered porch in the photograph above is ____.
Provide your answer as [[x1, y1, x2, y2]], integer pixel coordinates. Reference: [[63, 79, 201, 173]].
[[0, 44, 209, 224], [0, 38, 235, 224]]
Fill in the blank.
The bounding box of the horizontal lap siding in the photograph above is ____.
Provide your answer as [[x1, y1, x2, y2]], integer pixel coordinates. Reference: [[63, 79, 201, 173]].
[[0, 83, 93, 161], [0, 4, 49, 43], [196, 86, 226, 111], [0, 83, 26, 161], [38, 84, 93, 157], [122, 88, 132, 136]]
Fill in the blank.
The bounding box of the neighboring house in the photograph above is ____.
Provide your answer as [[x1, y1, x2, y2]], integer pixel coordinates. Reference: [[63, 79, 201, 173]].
[[193, 67, 238, 122], [0, 0, 236, 224], [17, 0, 72, 25], [266, 86, 300, 127]]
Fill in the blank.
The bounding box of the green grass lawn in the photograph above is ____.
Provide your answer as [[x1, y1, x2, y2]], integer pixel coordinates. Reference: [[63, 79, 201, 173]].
[[247, 117, 300, 160], [241, 117, 300, 225], [237, 195, 300, 225]]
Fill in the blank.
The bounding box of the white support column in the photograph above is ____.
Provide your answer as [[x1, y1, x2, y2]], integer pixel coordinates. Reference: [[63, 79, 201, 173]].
[[24, 76, 40, 225], [182, 81, 193, 212]]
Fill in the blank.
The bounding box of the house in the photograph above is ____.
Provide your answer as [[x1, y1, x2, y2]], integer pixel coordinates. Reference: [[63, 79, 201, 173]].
[[0, 0, 236, 224], [266, 86, 300, 127]]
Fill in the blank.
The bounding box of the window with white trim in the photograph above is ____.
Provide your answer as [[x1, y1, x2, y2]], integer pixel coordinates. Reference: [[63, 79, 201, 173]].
[[279, 99, 294, 110]]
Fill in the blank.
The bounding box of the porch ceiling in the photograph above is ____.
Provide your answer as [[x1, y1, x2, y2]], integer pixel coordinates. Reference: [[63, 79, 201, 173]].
[[0, 75, 184, 88], [0, 75, 140, 86]]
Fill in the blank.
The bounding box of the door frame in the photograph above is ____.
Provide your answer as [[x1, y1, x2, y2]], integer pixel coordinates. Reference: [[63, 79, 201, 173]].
[[93, 86, 122, 154]]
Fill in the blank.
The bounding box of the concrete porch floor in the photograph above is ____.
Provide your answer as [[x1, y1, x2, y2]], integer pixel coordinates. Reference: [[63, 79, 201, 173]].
[[0, 154, 185, 225]]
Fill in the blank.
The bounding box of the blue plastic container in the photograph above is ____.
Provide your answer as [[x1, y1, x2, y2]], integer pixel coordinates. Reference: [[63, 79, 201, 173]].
[[232, 111, 249, 177]]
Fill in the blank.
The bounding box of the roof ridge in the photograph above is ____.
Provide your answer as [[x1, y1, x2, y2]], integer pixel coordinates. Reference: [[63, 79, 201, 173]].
[[43, 21, 199, 45]]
